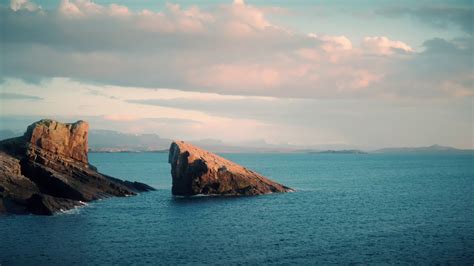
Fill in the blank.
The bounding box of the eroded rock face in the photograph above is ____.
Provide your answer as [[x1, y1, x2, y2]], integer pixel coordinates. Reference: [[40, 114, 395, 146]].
[[169, 141, 293, 196], [0, 119, 154, 215], [24, 119, 89, 164]]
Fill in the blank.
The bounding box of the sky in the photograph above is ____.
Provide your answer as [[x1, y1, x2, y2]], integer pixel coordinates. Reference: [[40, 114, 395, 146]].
[[0, 0, 473, 149]]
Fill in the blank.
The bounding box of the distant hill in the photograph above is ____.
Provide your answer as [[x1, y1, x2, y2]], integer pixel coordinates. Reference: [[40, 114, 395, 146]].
[[311, 149, 367, 154], [374, 144, 473, 154], [88, 131, 315, 153], [87, 131, 288, 153], [88, 130, 172, 152], [2, 128, 470, 154]]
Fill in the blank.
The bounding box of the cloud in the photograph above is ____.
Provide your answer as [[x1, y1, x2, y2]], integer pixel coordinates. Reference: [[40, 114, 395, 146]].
[[377, 6, 473, 35], [10, 0, 40, 11], [362, 36, 413, 55], [188, 64, 282, 91], [0, 92, 43, 100], [127, 97, 279, 120], [0, 77, 282, 142], [318, 35, 353, 51], [102, 114, 139, 122], [108, 4, 129, 17], [378, 36, 473, 98], [1, 0, 471, 99]]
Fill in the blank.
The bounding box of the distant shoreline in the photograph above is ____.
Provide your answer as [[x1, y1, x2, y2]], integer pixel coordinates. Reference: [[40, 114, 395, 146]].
[[88, 149, 473, 155], [89, 149, 169, 154]]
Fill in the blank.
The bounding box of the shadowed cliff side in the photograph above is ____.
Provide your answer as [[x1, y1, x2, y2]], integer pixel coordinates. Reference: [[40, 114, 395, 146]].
[[169, 140, 293, 196], [0, 119, 154, 215]]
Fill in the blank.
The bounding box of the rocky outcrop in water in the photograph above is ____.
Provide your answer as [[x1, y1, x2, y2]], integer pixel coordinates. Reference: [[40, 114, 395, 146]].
[[0, 119, 154, 215], [168, 141, 293, 196]]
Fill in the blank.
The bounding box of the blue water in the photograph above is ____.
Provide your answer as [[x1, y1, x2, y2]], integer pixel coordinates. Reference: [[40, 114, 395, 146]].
[[1, 153, 473, 264]]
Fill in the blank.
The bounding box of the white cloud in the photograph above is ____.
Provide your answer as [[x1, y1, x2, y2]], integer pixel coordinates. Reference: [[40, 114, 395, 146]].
[[10, 0, 40, 11], [362, 36, 414, 55], [319, 35, 353, 51]]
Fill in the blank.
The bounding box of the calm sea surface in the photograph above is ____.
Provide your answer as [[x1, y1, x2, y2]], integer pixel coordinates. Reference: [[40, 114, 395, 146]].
[[1, 153, 473, 264]]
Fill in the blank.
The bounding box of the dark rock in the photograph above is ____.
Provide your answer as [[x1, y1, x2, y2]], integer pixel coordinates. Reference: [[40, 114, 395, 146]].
[[26, 194, 82, 215], [169, 141, 293, 196], [0, 119, 155, 215]]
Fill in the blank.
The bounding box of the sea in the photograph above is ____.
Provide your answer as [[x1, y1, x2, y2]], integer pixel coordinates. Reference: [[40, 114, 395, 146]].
[[1, 152, 473, 265]]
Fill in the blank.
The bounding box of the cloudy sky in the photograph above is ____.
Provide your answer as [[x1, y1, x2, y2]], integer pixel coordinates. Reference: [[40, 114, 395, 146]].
[[0, 0, 472, 149]]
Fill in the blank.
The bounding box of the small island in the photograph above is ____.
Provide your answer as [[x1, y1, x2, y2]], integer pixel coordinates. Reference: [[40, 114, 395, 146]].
[[0, 119, 154, 215], [169, 140, 293, 196]]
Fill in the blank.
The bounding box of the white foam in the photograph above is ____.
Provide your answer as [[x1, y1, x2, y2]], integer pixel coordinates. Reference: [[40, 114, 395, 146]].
[[56, 202, 88, 215]]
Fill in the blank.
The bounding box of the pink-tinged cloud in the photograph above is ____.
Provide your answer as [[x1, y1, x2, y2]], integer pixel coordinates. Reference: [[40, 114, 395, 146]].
[[296, 48, 320, 61], [58, 0, 83, 16], [188, 64, 282, 90], [3, 0, 471, 99], [349, 71, 383, 90], [108, 4, 130, 17], [103, 114, 139, 121]]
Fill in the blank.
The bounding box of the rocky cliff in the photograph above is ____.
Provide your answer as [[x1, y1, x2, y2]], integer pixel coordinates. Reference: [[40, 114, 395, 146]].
[[0, 119, 154, 215], [25, 119, 89, 163], [169, 141, 293, 196]]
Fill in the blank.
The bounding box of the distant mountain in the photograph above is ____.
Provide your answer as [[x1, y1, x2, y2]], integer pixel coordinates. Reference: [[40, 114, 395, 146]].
[[88, 131, 284, 153], [88, 130, 172, 152], [87, 130, 321, 153], [6, 128, 469, 154], [311, 149, 367, 154], [374, 144, 473, 154], [1, 126, 363, 153]]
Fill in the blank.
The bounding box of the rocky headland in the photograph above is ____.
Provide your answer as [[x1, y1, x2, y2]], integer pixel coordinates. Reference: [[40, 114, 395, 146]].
[[169, 141, 293, 196], [0, 119, 154, 215]]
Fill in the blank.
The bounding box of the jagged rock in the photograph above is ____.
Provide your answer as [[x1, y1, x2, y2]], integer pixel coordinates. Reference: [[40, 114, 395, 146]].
[[0, 119, 154, 215], [24, 119, 89, 164], [169, 141, 293, 196], [0, 152, 40, 214]]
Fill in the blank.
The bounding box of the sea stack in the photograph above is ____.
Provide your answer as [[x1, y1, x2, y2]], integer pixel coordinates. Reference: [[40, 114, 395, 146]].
[[168, 141, 293, 196], [0, 119, 154, 215]]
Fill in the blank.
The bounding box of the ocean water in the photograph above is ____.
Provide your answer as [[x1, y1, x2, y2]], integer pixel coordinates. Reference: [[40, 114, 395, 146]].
[[1, 152, 473, 264]]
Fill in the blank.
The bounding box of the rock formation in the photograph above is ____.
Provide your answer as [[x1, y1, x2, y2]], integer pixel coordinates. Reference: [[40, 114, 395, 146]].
[[169, 141, 293, 196], [0, 119, 154, 215]]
